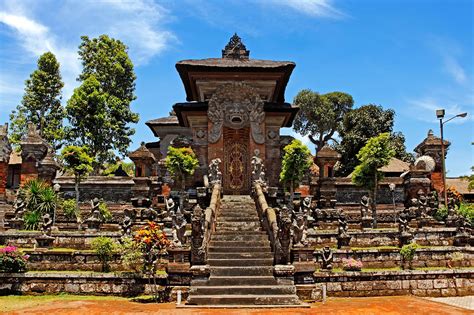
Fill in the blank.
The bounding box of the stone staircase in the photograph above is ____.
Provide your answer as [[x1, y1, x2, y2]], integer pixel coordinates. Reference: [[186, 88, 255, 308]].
[[187, 195, 302, 307]]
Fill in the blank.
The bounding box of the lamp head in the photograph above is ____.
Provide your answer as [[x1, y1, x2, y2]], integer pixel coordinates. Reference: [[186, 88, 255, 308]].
[[457, 112, 468, 118], [436, 109, 445, 119]]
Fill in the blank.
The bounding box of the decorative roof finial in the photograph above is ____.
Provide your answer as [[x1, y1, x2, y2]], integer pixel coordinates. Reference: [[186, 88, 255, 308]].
[[222, 33, 250, 59]]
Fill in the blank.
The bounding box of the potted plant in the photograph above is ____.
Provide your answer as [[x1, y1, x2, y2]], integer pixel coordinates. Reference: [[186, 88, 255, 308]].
[[400, 243, 418, 270]]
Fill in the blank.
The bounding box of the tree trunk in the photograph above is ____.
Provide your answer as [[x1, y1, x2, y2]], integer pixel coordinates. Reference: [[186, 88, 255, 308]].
[[75, 176, 80, 209], [372, 172, 378, 228], [290, 180, 294, 205]]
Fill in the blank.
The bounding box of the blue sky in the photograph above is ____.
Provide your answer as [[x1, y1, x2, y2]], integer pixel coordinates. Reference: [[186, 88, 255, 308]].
[[1, 0, 472, 176]]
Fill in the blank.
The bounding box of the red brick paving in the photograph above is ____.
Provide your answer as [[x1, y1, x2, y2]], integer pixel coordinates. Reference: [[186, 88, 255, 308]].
[[4, 296, 470, 315]]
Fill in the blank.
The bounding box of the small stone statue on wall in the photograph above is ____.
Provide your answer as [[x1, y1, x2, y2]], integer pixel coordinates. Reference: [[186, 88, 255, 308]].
[[191, 204, 205, 263], [360, 195, 373, 229], [445, 199, 458, 227], [41, 212, 53, 235], [165, 197, 176, 216], [251, 150, 267, 188], [337, 210, 351, 248], [277, 206, 292, 264], [398, 208, 410, 235], [208, 158, 222, 186], [321, 246, 333, 270], [90, 197, 100, 214], [300, 196, 311, 215], [13, 194, 26, 220], [292, 212, 308, 247], [172, 212, 187, 247], [121, 214, 133, 236]]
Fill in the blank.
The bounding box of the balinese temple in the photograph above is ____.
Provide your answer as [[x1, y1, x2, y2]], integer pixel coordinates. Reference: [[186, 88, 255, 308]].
[[144, 34, 298, 194]]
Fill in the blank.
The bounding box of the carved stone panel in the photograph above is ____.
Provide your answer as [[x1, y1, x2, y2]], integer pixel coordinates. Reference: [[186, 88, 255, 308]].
[[223, 128, 250, 194], [208, 82, 265, 144]]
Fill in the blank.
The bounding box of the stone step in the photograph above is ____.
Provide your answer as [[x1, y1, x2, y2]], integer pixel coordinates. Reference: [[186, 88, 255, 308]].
[[210, 240, 270, 247], [205, 276, 278, 286], [216, 227, 262, 232], [208, 258, 273, 267], [209, 246, 271, 253], [211, 266, 273, 276], [208, 252, 273, 259], [219, 211, 258, 216], [217, 222, 261, 228], [213, 230, 266, 235], [211, 234, 268, 242], [190, 285, 296, 296], [218, 217, 260, 222], [187, 294, 301, 306]]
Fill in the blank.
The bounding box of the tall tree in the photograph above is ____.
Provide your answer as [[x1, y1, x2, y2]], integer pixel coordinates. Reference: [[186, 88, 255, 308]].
[[66, 35, 139, 170], [293, 90, 354, 153], [352, 132, 395, 227], [9, 52, 65, 149], [280, 139, 312, 202], [336, 104, 411, 176]]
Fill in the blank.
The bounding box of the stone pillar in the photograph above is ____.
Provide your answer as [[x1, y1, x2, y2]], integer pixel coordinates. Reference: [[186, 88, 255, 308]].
[[20, 123, 48, 186], [38, 148, 59, 185], [314, 146, 341, 208], [0, 123, 11, 202], [129, 142, 156, 200], [414, 129, 450, 195]]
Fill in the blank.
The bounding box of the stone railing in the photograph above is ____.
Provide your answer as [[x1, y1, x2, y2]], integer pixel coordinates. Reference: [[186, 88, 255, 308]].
[[191, 183, 221, 265], [253, 182, 281, 263]]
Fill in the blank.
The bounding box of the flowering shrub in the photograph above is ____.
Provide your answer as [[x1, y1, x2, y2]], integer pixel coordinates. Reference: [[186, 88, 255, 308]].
[[342, 258, 363, 271], [0, 246, 29, 273], [134, 221, 170, 273]]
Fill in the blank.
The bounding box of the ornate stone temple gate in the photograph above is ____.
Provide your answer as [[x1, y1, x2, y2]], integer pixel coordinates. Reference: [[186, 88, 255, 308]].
[[146, 34, 298, 189]]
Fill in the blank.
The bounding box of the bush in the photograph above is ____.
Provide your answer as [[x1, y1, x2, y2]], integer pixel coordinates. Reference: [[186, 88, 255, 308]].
[[91, 237, 117, 272], [433, 206, 448, 221], [61, 199, 81, 221], [458, 202, 474, 225], [118, 236, 143, 273], [23, 210, 41, 230], [0, 246, 29, 273], [18, 179, 60, 230], [99, 201, 112, 222], [400, 243, 418, 269], [342, 258, 363, 271], [134, 222, 170, 273]]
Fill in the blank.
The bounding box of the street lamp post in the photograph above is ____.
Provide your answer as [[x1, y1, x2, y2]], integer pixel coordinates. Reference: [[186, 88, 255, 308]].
[[436, 109, 468, 207]]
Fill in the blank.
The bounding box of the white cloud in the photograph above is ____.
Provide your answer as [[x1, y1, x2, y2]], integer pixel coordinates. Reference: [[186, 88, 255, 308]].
[[443, 55, 467, 84], [407, 96, 472, 124], [266, 0, 345, 18], [0, 0, 175, 105]]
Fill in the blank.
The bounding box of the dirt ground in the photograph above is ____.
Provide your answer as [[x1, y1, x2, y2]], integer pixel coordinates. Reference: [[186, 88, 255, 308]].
[[1, 296, 471, 315]]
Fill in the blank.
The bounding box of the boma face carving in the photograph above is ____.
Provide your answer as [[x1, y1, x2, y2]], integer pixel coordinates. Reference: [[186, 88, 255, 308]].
[[224, 102, 249, 129]]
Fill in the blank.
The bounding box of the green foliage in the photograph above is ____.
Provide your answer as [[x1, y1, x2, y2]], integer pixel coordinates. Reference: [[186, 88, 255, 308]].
[[280, 139, 312, 192], [336, 104, 412, 176], [0, 246, 29, 273], [293, 89, 353, 152], [458, 203, 474, 225], [102, 161, 135, 177], [400, 243, 419, 263], [23, 210, 41, 230], [352, 133, 396, 191], [98, 201, 112, 223], [118, 236, 143, 273], [9, 52, 65, 150], [61, 146, 94, 179], [66, 35, 139, 170], [434, 206, 448, 222], [165, 147, 199, 190], [61, 199, 80, 221], [91, 237, 117, 272], [18, 179, 60, 230]]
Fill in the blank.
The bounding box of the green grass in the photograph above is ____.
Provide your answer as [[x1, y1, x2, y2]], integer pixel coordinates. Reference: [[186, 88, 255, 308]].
[[317, 266, 474, 273], [0, 293, 127, 312]]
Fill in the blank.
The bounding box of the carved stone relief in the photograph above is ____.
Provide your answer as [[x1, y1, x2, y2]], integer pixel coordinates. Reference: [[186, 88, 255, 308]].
[[208, 82, 265, 144]]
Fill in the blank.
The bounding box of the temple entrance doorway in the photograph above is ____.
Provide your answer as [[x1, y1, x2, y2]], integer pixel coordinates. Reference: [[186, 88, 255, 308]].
[[223, 127, 250, 195]]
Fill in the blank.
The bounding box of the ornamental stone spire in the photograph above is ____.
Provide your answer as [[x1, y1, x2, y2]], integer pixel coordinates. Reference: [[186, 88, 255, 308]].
[[222, 33, 250, 59]]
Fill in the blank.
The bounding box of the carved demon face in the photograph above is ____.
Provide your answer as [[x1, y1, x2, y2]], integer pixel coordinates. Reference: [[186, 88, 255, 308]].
[[224, 102, 248, 129]]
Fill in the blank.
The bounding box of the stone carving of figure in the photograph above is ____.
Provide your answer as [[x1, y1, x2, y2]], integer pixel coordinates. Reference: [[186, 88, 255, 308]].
[[41, 212, 53, 235], [172, 212, 187, 246], [417, 189, 430, 217], [121, 215, 132, 236], [408, 198, 419, 219], [90, 197, 100, 214], [277, 206, 292, 264], [338, 211, 349, 238], [445, 199, 458, 227], [429, 191, 439, 212], [248, 100, 265, 144], [321, 246, 333, 270], [208, 158, 222, 186], [398, 208, 410, 235], [141, 208, 158, 222], [13, 193, 26, 220], [292, 212, 308, 247], [360, 195, 371, 218], [300, 196, 311, 215], [165, 197, 176, 216], [251, 149, 266, 187]]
